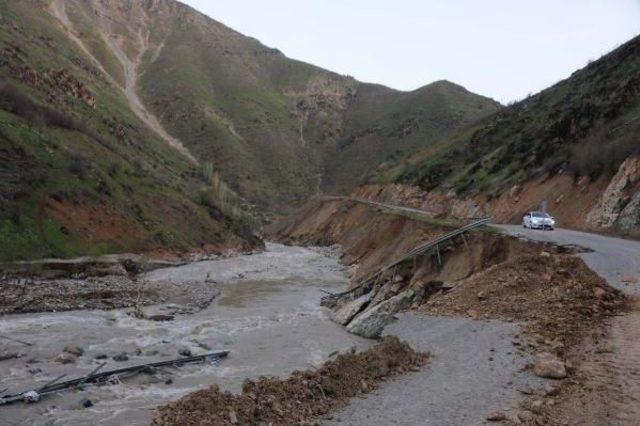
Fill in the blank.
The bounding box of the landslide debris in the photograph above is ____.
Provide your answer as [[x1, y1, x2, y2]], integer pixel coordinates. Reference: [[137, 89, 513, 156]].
[[421, 253, 625, 348], [151, 337, 428, 426]]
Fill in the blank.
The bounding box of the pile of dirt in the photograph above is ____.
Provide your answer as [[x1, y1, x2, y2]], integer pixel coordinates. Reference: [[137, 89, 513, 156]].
[[421, 252, 626, 349], [151, 337, 428, 426]]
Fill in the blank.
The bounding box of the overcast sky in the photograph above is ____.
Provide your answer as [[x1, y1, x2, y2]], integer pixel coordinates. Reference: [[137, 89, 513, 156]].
[[181, 0, 640, 103]]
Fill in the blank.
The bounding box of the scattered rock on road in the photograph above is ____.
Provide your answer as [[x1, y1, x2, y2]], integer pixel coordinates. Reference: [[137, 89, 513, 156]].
[[486, 410, 508, 421], [533, 352, 567, 379]]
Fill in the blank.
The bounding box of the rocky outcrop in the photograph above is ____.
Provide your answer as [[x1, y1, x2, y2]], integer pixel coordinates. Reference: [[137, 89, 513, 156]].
[[587, 156, 640, 231]]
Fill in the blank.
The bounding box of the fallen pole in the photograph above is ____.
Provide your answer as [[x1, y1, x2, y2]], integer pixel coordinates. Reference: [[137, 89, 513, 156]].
[[0, 335, 33, 347], [0, 351, 229, 406]]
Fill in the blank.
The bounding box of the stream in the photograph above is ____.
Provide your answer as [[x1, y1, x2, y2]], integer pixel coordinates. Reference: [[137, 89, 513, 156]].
[[0, 243, 369, 425]]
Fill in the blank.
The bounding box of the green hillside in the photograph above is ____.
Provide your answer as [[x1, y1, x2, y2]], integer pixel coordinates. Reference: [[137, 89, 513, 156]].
[[0, 0, 259, 261], [0, 0, 501, 260], [54, 0, 499, 207], [379, 35, 640, 198]]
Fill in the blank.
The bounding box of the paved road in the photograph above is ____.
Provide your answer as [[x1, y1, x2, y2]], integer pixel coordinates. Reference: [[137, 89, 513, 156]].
[[496, 225, 640, 296]]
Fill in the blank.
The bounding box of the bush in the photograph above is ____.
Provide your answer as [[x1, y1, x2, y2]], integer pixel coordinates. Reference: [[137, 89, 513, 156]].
[[569, 124, 638, 178]]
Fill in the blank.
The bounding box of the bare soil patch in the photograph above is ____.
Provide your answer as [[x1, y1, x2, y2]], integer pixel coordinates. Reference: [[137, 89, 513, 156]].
[[151, 336, 428, 426]]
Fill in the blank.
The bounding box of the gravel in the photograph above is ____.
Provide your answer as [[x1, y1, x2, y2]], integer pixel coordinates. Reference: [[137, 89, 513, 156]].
[[323, 313, 544, 425]]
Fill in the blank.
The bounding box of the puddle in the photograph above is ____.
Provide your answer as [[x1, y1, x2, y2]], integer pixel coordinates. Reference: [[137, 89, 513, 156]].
[[0, 244, 369, 425]]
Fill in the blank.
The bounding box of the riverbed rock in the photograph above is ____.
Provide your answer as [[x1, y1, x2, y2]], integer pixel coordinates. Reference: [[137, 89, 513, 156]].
[[330, 294, 370, 325], [63, 345, 84, 357], [0, 352, 21, 361], [55, 352, 77, 364], [113, 352, 129, 362], [346, 290, 414, 338], [533, 352, 567, 379], [147, 314, 175, 322]]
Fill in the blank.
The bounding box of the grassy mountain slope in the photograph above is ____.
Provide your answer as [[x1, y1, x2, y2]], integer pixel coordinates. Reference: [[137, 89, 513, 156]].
[[384, 35, 640, 194], [55, 0, 499, 207], [374, 35, 640, 233], [0, 0, 259, 261], [323, 80, 499, 193]]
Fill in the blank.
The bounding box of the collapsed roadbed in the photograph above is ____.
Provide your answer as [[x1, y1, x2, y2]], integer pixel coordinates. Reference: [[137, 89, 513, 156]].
[[273, 195, 630, 424]]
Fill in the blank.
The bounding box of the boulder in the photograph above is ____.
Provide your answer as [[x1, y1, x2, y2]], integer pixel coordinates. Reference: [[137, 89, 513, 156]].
[[533, 352, 567, 379], [346, 290, 414, 338], [370, 281, 398, 306], [330, 294, 370, 325]]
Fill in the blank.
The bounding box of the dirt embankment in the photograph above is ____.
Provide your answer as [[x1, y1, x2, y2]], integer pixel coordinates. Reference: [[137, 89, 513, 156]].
[[151, 336, 428, 426], [274, 197, 475, 285], [274, 196, 562, 289], [354, 166, 640, 237]]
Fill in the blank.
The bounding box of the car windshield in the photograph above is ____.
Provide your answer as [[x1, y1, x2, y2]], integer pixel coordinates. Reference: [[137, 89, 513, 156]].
[[531, 212, 551, 218]]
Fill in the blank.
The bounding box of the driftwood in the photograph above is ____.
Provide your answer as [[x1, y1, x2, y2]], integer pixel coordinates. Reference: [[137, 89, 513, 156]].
[[0, 351, 229, 406]]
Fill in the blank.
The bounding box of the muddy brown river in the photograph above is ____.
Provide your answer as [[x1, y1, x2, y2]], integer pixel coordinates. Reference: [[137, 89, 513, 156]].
[[0, 244, 369, 425]]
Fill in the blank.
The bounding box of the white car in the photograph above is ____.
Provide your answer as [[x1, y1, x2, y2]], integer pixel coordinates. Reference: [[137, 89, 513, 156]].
[[523, 211, 555, 230]]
